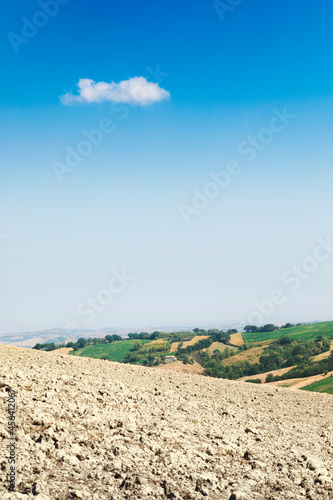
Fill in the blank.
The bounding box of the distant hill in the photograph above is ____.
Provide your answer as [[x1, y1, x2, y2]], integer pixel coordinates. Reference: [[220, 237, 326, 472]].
[[0, 322, 236, 347], [242, 321, 333, 342]]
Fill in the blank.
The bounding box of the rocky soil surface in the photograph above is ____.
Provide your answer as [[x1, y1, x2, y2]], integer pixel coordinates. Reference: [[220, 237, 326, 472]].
[[0, 344, 333, 500]]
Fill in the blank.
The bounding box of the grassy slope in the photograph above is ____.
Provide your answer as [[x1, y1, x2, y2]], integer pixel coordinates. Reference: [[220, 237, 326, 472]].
[[300, 375, 333, 395], [242, 321, 333, 343], [70, 335, 209, 364], [70, 339, 151, 362], [222, 346, 266, 366], [206, 342, 238, 356]]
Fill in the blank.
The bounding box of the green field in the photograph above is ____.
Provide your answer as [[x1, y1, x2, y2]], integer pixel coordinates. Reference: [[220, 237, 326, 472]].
[[70, 339, 151, 362], [300, 375, 333, 395], [242, 321, 333, 343]]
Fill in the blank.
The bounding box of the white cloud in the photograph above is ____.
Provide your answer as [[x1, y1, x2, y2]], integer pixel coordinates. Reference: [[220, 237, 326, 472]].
[[61, 77, 170, 106]]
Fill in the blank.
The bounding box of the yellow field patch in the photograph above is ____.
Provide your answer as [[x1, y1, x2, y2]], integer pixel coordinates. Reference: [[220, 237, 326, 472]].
[[239, 365, 296, 383], [148, 339, 169, 346], [207, 342, 238, 356], [222, 346, 267, 366], [182, 336, 209, 348], [170, 336, 209, 353], [311, 341, 333, 362], [230, 333, 244, 346]]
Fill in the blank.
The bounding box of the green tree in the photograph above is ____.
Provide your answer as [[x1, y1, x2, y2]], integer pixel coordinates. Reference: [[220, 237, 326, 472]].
[[244, 325, 258, 333], [77, 338, 87, 348], [261, 324, 277, 332], [105, 334, 122, 343], [132, 340, 143, 351], [182, 355, 191, 365]]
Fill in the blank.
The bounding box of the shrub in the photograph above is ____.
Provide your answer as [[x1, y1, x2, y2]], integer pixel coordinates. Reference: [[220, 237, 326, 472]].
[[278, 336, 292, 346], [245, 379, 261, 384], [182, 355, 191, 365], [77, 338, 87, 348], [132, 340, 143, 351]]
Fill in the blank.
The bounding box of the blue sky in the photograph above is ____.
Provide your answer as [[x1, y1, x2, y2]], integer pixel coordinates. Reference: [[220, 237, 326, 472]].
[[1, 0, 333, 333]]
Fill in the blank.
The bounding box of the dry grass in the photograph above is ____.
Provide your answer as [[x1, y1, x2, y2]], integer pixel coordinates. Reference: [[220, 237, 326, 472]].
[[170, 336, 209, 353], [182, 335, 209, 348], [170, 342, 180, 352], [239, 366, 296, 383], [206, 342, 238, 356], [311, 341, 333, 362], [148, 339, 169, 346], [222, 346, 267, 366], [270, 370, 333, 390], [230, 333, 244, 346]]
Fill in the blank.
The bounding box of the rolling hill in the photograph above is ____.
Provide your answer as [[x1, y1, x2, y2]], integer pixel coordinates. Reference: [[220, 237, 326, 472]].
[[70, 339, 151, 362], [1, 344, 333, 499], [301, 375, 333, 395], [242, 321, 333, 342]]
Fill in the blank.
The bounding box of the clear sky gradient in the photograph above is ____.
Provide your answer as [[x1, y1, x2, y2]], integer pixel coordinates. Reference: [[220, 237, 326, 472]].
[[1, 0, 333, 333]]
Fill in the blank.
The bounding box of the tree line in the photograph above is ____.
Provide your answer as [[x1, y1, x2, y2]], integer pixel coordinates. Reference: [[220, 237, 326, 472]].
[[244, 322, 308, 333], [33, 334, 123, 352], [197, 336, 331, 380]]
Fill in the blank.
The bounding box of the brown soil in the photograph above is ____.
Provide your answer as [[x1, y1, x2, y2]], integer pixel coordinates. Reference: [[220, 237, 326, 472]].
[[157, 360, 204, 375], [0, 344, 332, 499]]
